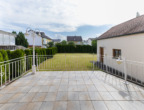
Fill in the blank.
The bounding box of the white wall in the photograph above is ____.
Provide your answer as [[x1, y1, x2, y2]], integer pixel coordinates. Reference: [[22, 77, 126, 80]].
[[87, 39, 92, 45], [97, 33, 144, 81], [25, 32, 42, 47], [0, 33, 15, 45]]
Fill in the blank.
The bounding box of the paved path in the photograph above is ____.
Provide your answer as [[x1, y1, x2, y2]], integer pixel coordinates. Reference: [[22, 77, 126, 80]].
[[0, 71, 144, 110]]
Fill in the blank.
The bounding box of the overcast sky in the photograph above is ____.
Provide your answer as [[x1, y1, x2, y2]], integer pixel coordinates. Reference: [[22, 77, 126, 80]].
[[0, 0, 144, 40]]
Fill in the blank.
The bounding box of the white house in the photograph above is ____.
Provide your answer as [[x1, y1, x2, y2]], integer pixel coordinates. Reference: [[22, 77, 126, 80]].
[[87, 38, 96, 45], [25, 30, 42, 48], [0, 30, 16, 45], [97, 14, 144, 84]]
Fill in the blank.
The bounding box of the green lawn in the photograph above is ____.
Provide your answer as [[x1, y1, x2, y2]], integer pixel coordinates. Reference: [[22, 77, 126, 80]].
[[38, 53, 98, 71]]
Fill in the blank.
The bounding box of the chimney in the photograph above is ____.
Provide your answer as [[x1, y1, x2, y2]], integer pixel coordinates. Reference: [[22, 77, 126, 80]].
[[136, 12, 140, 17]]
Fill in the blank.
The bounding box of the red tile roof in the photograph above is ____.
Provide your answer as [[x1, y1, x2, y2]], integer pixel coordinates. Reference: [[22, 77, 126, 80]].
[[97, 15, 144, 40]]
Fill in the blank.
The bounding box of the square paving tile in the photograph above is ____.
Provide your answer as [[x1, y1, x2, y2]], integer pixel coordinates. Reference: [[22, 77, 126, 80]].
[[40, 101, 54, 110], [53, 101, 67, 110], [68, 101, 80, 110], [44, 92, 57, 101], [68, 92, 79, 101], [32, 93, 47, 102], [56, 92, 68, 101], [25, 102, 42, 110], [80, 101, 94, 110]]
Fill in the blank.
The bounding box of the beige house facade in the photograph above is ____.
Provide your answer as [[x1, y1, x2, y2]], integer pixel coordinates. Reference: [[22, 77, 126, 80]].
[[97, 15, 144, 84]]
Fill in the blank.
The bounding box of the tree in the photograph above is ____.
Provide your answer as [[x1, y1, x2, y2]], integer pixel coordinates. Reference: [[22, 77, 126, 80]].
[[48, 42, 54, 47], [68, 41, 75, 46], [61, 40, 67, 45], [92, 40, 97, 47], [13, 31, 29, 48]]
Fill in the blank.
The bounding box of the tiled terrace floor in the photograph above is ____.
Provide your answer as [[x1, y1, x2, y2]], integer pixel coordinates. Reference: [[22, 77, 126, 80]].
[[0, 71, 144, 110]]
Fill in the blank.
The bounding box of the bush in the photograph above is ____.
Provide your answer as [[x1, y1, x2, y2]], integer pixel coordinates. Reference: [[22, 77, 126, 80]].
[[25, 49, 32, 70], [56, 45, 96, 53], [10, 49, 25, 78], [0, 53, 5, 84], [0, 49, 9, 81], [6, 50, 11, 59]]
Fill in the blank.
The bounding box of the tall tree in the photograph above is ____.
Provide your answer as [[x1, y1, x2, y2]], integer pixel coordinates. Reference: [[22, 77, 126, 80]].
[[13, 31, 29, 48], [61, 40, 67, 45], [68, 41, 75, 46], [92, 40, 97, 47], [48, 42, 54, 47]]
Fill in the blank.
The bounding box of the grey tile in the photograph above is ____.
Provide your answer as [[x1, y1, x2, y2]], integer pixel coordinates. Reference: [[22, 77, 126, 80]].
[[39, 86, 49, 92], [0, 103, 17, 110], [53, 101, 67, 110], [105, 101, 123, 110], [86, 85, 97, 92], [92, 101, 108, 110], [32, 93, 47, 102], [11, 102, 28, 110], [89, 92, 103, 100], [44, 92, 57, 101], [40, 101, 54, 110], [26, 102, 42, 110], [80, 101, 94, 110], [77, 85, 87, 91], [68, 85, 77, 91], [29, 86, 41, 92], [99, 92, 115, 100], [49, 86, 59, 92], [68, 101, 80, 110], [8, 93, 26, 103], [79, 92, 90, 100], [68, 92, 79, 100], [56, 92, 68, 101], [20, 93, 36, 102], [0, 94, 14, 103], [58, 85, 68, 91]]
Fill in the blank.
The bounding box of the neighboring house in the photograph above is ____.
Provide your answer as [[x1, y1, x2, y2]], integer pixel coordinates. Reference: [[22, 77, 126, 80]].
[[25, 30, 42, 48], [39, 32, 52, 48], [67, 36, 83, 45], [97, 14, 144, 83], [83, 40, 88, 45], [52, 39, 61, 45], [0, 30, 16, 50], [87, 38, 96, 45]]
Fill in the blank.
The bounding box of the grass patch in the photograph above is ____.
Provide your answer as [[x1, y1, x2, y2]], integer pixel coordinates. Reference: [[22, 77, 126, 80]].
[[38, 53, 98, 71]]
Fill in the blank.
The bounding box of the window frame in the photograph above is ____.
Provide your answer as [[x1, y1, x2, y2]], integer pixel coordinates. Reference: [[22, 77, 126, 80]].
[[113, 49, 121, 59]]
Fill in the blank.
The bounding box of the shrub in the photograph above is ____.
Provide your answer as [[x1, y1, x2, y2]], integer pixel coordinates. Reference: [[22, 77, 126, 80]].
[[0, 53, 5, 84], [6, 50, 11, 59]]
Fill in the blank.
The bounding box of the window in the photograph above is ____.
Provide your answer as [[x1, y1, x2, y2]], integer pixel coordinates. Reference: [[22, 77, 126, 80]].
[[113, 49, 121, 58]]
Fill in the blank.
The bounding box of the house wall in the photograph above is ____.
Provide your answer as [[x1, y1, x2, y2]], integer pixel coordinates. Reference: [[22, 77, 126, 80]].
[[87, 39, 92, 45], [0, 32, 15, 45], [97, 33, 144, 81], [25, 33, 42, 47]]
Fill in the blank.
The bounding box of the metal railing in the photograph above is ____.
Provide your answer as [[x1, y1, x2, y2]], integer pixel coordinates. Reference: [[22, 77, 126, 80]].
[[95, 54, 144, 87], [0, 54, 96, 89]]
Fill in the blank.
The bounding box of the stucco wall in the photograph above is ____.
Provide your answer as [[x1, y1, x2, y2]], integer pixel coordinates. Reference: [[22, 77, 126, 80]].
[[97, 33, 144, 81], [25, 33, 42, 47]]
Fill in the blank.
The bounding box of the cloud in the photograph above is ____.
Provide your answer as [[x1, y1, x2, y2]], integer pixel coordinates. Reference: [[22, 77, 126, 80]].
[[0, 0, 144, 32]]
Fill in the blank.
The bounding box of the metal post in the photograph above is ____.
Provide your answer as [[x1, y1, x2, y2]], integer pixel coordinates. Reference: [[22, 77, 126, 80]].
[[123, 57, 128, 85], [65, 54, 66, 71], [5, 64, 6, 85], [1, 65, 2, 87], [32, 32, 36, 74], [93, 53, 94, 71]]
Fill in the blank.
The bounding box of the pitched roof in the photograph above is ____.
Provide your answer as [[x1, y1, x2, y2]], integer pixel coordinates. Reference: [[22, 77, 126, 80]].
[[67, 36, 82, 42], [36, 32, 51, 40], [97, 15, 144, 40], [52, 39, 61, 42]]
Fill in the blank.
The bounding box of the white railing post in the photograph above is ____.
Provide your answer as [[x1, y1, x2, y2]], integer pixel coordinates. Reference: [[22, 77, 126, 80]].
[[5, 64, 6, 85], [1, 65, 2, 87], [93, 53, 94, 71], [123, 57, 128, 85]]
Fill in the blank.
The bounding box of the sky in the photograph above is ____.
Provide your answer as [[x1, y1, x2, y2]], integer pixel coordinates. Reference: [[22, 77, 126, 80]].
[[0, 0, 144, 40]]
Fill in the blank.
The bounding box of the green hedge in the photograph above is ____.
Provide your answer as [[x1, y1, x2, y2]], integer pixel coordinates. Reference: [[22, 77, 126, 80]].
[[56, 45, 96, 53]]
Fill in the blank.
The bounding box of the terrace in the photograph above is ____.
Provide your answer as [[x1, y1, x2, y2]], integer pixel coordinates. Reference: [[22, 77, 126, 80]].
[[0, 54, 144, 110], [0, 70, 144, 110]]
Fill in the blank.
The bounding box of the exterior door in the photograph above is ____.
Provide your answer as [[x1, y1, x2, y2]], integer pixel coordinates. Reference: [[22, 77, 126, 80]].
[[100, 47, 104, 63]]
